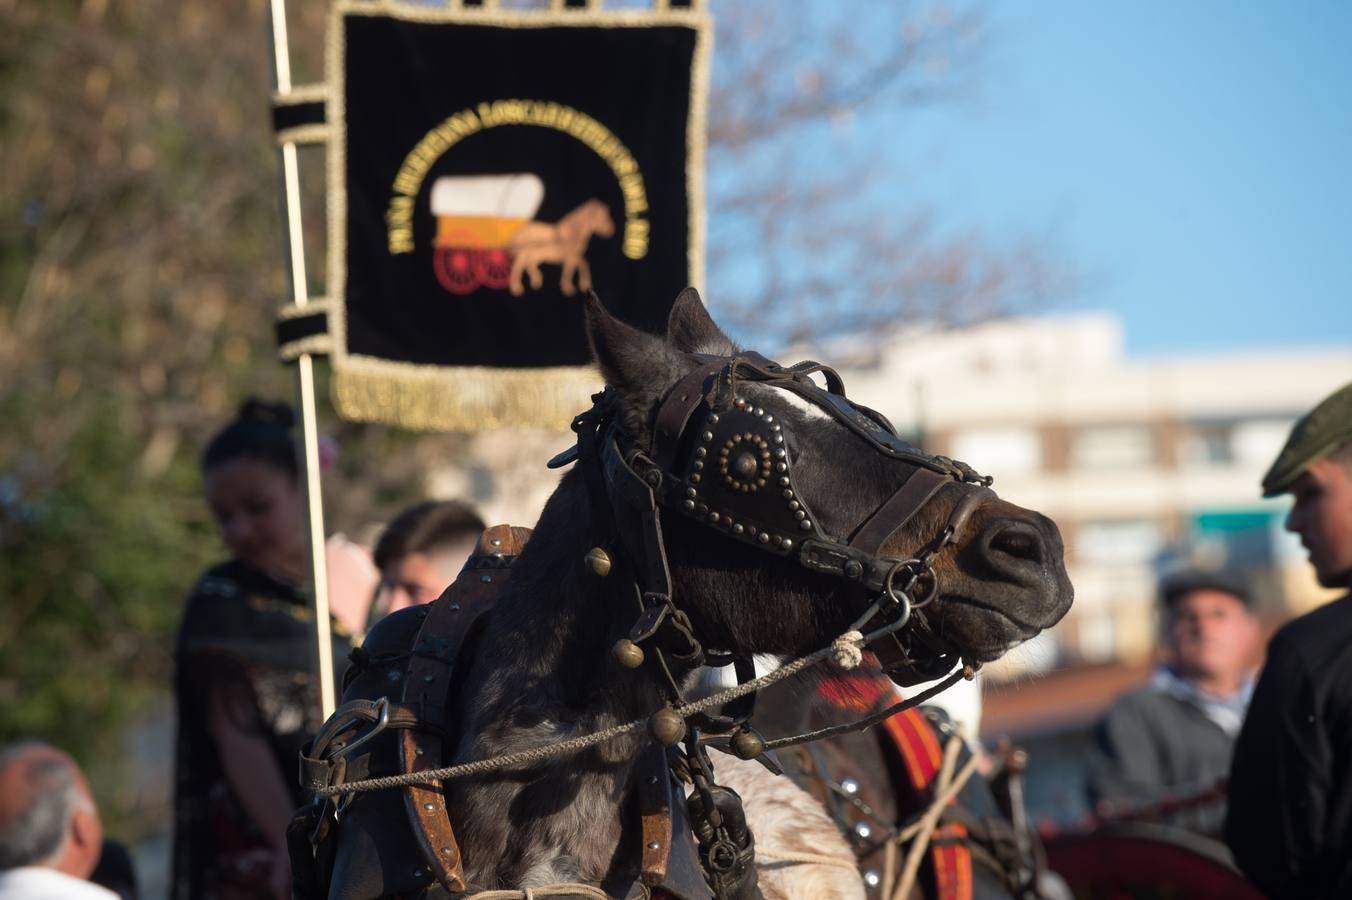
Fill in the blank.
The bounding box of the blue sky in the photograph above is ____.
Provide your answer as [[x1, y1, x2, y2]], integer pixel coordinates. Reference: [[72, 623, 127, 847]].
[[856, 2, 1352, 357]]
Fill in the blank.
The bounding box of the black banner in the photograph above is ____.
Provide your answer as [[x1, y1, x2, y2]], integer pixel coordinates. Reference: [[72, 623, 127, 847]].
[[310, 2, 710, 430]]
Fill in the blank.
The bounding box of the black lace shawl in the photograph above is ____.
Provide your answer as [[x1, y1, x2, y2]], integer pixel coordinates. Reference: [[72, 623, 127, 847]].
[[169, 560, 350, 899]]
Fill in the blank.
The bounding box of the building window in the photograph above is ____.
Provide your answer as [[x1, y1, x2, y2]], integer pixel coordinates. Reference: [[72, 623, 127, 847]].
[[1071, 425, 1155, 469], [949, 427, 1042, 476], [1181, 423, 1234, 465], [1077, 614, 1117, 664], [1232, 419, 1293, 467], [1191, 509, 1285, 568], [1076, 519, 1165, 565]]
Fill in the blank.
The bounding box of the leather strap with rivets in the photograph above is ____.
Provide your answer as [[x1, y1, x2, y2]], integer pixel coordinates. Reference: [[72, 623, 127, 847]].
[[398, 524, 531, 893]]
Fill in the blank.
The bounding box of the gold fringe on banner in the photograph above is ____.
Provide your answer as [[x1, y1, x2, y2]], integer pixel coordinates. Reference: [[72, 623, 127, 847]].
[[323, 0, 712, 432], [333, 363, 601, 432]]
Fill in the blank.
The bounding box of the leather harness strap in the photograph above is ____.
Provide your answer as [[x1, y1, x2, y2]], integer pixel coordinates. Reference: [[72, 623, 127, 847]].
[[805, 673, 977, 900], [883, 709, 975, 900], [651, 361, 724, 472], [637, 741, 676, 885], [398, 524, 531, 894], [848, 467, 949, 556]]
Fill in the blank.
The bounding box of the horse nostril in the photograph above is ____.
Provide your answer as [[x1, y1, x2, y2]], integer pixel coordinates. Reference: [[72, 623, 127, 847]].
[[989, 524, 1044, 565]]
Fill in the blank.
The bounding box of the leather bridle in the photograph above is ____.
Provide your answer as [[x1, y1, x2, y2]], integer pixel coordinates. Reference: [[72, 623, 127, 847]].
[[555, 348, 998, 694]]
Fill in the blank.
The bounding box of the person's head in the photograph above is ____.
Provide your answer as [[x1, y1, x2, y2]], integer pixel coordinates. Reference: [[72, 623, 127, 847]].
[[1263, 382, 1352, 589], [0, 742, 103, 878], [201, 399, 306, 582], [373, 500, 485, 614], [1160, 570, 1260, 693]]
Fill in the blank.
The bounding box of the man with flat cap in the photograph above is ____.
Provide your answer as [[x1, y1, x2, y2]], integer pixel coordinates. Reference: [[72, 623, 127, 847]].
[[1226, 380, 1352, 899], [1086, 568, 1260, 835]]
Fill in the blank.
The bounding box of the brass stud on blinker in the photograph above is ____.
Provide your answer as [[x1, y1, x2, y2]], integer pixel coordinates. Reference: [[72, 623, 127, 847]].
[[585, 547, 612, 577], [613, 638, 645, 669]]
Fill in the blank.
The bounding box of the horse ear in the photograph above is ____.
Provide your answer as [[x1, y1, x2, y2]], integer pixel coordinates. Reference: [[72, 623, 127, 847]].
[[667, 287, 738, 356], [586, 292, 687, 413]]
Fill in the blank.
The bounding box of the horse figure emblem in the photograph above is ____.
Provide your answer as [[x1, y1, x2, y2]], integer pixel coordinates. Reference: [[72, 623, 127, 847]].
[[430, 173, 614, 297], [508, 198, 615, 297], [291, 291, 1073, 899]]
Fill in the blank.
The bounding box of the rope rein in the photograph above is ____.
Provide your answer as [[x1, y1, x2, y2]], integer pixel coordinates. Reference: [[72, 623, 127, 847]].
[[313, 623, 971, 798], [754, 849, 861, 872], [882, 735, 981, 900]]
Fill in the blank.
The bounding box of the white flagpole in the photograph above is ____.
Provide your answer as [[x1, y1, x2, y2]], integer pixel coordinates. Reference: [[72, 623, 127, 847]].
[[267, 0, 337, 719]]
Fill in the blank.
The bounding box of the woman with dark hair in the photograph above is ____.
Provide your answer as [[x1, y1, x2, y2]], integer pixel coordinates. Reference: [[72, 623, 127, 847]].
[[170, 400, 371, 900]]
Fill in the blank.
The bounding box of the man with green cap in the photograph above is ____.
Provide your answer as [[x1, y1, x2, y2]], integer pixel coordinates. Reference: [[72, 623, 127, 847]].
[[1225, 380, 1352, 899]]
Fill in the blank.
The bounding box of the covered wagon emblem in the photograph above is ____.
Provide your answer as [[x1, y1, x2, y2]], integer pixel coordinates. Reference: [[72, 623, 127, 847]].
[[430, 173, 615, 297]]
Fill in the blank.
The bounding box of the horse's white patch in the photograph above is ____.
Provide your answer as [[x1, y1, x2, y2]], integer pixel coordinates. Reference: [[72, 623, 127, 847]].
[[748, 383, 833, 423], [706, 752, 866, 900], [689, 654, 784, 695]]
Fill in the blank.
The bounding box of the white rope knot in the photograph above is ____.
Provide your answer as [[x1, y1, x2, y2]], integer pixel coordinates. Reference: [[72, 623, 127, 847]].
[[831, 630, 865, 669]]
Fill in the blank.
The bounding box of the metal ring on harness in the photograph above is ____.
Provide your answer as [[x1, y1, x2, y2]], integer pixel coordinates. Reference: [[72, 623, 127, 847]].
[[877, 564, 913, 629], [881, 556, 935, 605], [908, 567, 940, 610]]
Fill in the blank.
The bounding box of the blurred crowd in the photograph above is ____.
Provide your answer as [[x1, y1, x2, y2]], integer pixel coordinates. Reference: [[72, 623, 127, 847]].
[[2, 379, 1351, 899], [2, 399, 487, 900]]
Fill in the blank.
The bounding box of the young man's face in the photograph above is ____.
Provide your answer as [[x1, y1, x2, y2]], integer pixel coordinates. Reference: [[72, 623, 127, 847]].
[[377, 536, 479, 615], [1286, 455, 1352, 589], [1168, 589, 1259, 687]]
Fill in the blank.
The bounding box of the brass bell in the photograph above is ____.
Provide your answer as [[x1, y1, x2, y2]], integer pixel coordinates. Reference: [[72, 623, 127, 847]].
[[612, 638, 645, 669], [730, 727, 765, 760], [585, 547, 612, 577], [649, 707, 686, 746]]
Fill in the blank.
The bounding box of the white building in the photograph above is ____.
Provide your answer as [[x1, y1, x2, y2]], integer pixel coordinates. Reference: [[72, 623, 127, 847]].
[[818, 312, 1352, 674], [434, 310, 1349, 676]]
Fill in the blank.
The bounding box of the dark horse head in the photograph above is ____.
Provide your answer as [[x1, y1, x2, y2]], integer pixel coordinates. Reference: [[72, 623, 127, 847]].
[[587, 289, 1072, 685], [377, 288, 1079, 894]]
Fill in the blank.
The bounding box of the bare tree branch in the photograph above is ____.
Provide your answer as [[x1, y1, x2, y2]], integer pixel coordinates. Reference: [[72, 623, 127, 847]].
[[705, 1, 1069, 352]]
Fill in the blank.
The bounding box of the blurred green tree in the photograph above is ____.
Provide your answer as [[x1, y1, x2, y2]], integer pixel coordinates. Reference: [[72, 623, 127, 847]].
[[0, 0, 448, 838]]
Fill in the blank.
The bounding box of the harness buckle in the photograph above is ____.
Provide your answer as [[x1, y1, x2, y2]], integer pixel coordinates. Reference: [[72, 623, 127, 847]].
[[298, 697, 396, 820]]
